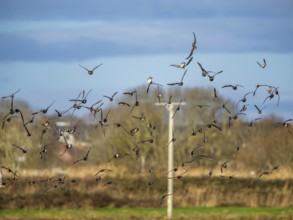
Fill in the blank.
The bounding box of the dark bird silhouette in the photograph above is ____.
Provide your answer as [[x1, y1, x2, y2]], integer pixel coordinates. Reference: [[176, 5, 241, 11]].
[[182, 128, 197, 143], [112, 122, 129, 135], [84, 100, 103, 118], [257, 58, 266, 68], [164, 95, 173, 107], [195, 104, 211, 109], [253, 84, 270, 96], [73, 147, 92, 164], [167, 169, 189, 180], [159, 193, 173, 206], [207, 70, 223, 82], [206, 122, 222, 131], [136, 138, 154, 145], [248, 118, 261, 134], [232, 138, 241, 159], [103, 91, 118, 102], [129, 127, 139, 136], [227, 112, 246, 127], [123, 90, 137, 97], [186, 32, 197, 59], [197, 62, 209, 77], [259, 165, 279, 178], [220, 160, 230, 173], [221, 101, 232, 115], [156, 84, 163, 103], [254, 104, 266, 115], [276, 119, 293, 133], [170, 56, 193, 69], [32, 100, 55, 115], [221, 84, 243, 90], [79, 63, 102, 75], [212, 88, 220, 102], [95, 169, 112, 176], [118, 102, 130, 107], [258, 171, 271, 178], [167, 70, 187, 86], [2, 115, 19, 130], [132, 112, 146, 122], [12, 144, 27, 153], [69, 89, 92, 104], [129, 91, 140, 113], [171, 99, 183, 118], [16, 108, 31, 136], [39, 143, 52, 159], [262, 86, 280, 106], [103, 180, 113, 187], [184, 145, 213, 164], [239, 104, 249, 112], [107, 145, 120, 162], [166, 129, 176, 148], [1, 165, 18, 180], [236, 92, 253, 108], [146, 76, 161, 93], [2, 89, 21, 113]]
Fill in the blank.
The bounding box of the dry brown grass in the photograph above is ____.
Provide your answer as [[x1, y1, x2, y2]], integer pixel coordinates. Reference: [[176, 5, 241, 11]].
[[1, 166, 292, 210]]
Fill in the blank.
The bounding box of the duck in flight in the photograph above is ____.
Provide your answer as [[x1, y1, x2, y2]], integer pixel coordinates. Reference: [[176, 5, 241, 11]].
[[185, 32, 197, 60], [79, 63, 102, 75], [257, 59, 266, 68], [170, 57, 193, 69]]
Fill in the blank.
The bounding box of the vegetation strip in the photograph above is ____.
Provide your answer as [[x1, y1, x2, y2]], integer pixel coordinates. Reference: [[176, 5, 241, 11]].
[[1, 207, 292, 218]]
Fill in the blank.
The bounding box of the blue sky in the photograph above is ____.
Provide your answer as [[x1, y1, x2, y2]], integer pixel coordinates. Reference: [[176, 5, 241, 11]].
[[0, 0, 293, 119]]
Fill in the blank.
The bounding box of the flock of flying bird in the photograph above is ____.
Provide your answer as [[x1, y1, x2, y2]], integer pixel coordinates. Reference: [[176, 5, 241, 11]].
[[0, 32, 292, 205]]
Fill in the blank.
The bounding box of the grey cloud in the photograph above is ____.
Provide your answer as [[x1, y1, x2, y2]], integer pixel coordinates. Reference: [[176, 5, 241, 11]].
[[0, 0, 293, 61]]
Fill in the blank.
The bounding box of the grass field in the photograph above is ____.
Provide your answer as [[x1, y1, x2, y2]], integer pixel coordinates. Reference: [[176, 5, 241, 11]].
[[0, 207, 293, 220]]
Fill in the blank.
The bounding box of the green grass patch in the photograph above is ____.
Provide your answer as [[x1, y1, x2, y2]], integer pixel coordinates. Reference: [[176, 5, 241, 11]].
[[0, 207, 292, 220]]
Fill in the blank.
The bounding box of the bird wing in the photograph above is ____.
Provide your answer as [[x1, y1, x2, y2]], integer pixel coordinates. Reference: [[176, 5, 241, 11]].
[[79, 64, 90, 71]]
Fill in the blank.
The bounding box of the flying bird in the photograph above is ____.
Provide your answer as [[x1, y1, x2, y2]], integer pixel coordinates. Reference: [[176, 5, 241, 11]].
[[186, 32, 197, 60], [197, 62, 209, 77], [221, 84, 243, 90], [254, 104, 266, 115], [12, 144, 27, 153], [207, 70, 223, 82], [170, 57, 193, 69], [276, 119, 293, 133], [159, 193, 173, 206], [79, 63, 102, 75], [73, 147, 92, 165], [167, 70, 187, 86], [257, 59, 266, 68], [103, 91, 118, 102], [146, 77, 161, 93]]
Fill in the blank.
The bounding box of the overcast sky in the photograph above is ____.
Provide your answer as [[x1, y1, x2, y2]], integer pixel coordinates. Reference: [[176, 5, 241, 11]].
[[0, 0, 292, 120]]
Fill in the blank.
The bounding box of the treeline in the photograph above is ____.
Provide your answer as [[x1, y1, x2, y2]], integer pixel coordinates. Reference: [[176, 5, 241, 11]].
[[0, 86, 292, 177]]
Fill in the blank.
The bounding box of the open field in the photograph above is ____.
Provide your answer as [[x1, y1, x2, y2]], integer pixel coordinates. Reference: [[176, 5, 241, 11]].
[[1, 175, 293, 209], [0, 207, 293, 220]]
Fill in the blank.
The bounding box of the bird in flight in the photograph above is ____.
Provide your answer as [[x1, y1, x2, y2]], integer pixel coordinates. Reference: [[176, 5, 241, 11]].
[[12, 144, 27, 154], [221, 84, 243, 90], [73, 147, 92, 165], [146, 77, 161, 93], [167, 70, 187, 86], [257, 59, 266, 68], [103, 91, 118, 102], [170, 57, 193, 69], [186, 32, 197, 60], [159, 193, 174, 206], [276, 119, 293, 133], [254, 104, 266, 115], [207, 70, 223, 82], [79, 63, 102, 75]]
